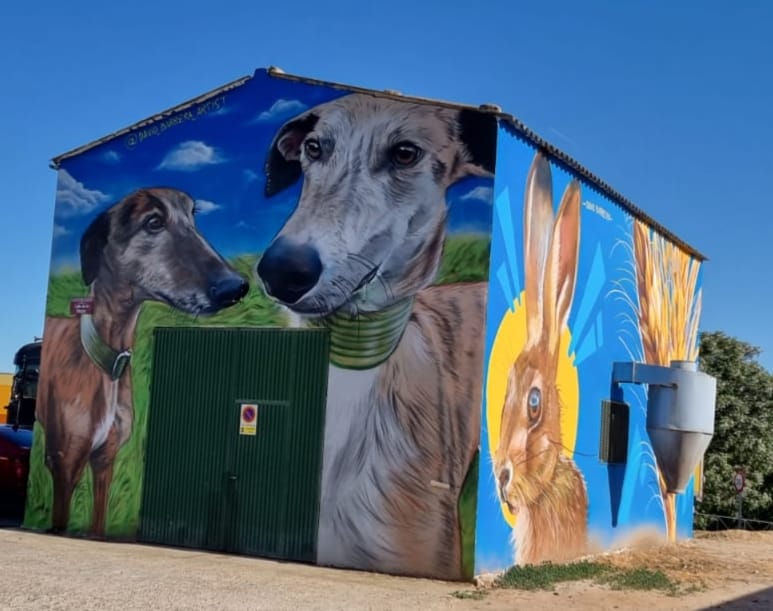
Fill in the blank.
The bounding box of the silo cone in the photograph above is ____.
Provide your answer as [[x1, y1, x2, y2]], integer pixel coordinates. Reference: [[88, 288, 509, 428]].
[[612, 360, 717, 493]]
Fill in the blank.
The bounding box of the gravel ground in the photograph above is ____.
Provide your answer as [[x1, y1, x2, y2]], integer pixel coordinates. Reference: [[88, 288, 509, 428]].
[[1, 528, 772, 610], [0, 528, 463, 611]]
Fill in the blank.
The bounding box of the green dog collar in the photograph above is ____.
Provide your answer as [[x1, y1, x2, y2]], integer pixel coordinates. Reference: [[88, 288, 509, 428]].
[[311, 297, 415, 370], [80, 314, 132, 381]]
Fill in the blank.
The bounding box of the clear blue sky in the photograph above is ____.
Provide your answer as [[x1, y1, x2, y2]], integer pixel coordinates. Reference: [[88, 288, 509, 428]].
[[1, 0, 771, 371]]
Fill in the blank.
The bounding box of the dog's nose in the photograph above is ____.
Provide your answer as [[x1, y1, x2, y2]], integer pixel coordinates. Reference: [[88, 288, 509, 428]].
[[209, 274, 249, 307], [257, 237, 322, 304]]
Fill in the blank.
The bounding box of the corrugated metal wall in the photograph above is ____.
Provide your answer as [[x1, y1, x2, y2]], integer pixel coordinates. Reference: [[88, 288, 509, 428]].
[[139, 327, 329, 563]]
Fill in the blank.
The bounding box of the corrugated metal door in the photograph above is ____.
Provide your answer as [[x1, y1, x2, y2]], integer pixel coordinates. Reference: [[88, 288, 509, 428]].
[[139, 327, 329, 563], [139, 327, 234, 552]]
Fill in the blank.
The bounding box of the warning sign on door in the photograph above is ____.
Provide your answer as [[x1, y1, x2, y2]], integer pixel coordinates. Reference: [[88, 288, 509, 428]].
[[239, 403, 258, 436]]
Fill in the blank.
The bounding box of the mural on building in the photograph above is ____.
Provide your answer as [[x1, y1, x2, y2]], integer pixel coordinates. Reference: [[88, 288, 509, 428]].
[[631, 219, 703, 542], [475, 126, 704, 573], [491, 151, 588, 565], [25, 66, 704, 580], [24, 70, 496, 581]]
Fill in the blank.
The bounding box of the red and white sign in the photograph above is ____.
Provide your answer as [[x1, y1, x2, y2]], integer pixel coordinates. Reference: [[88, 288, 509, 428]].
[[70, 297, 94, 316], [239, 403, 258, 436], [733, 468, 746, 494]]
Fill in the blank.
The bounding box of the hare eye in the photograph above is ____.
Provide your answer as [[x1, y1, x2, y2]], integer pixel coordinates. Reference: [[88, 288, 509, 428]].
[[527, 387, 541, 423]]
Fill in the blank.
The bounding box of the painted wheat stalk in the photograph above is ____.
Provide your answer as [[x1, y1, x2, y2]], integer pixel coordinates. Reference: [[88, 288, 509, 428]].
[[633, 219, 702, 542]]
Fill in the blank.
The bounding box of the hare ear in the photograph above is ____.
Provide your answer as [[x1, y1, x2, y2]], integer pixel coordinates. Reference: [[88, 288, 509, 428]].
[[523, 151, 555, 339], [543, 179, 581, 350]]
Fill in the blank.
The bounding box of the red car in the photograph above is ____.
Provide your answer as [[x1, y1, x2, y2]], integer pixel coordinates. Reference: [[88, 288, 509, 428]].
[[0, 424, 33, 520]]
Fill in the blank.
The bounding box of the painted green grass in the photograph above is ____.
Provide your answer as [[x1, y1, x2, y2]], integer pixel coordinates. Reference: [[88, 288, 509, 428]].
[[437, 234, 490, 284], [458, 451, 479, 580], [45, 266, 89, 315], [24, 234, 490, 539]]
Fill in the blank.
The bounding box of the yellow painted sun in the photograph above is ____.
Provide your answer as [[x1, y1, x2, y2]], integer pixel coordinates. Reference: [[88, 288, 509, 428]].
[[486, 291, 580, 527]]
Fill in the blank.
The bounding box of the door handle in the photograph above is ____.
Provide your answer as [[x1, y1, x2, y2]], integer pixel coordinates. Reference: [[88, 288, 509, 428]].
[[227, 473, 237, 481]]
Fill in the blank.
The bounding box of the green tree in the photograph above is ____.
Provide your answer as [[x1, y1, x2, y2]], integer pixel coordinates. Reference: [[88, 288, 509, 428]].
[[695, 331, 773, 527]]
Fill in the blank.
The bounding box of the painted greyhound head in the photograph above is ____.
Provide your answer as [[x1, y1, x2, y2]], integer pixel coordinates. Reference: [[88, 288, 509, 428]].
[[257, 93, 496, 317], [81, 187, 249, 315]]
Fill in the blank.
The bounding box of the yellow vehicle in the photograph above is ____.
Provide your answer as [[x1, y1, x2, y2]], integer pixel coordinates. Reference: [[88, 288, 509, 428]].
[[0, 373, 12, 424]]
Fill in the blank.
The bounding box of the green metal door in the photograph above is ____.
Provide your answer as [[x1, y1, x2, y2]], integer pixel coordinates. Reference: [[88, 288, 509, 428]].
[[139, 327, 329, 563]]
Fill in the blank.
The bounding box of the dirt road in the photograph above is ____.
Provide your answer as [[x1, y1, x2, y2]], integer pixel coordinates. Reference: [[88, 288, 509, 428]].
[[1, 528, 771, 610]]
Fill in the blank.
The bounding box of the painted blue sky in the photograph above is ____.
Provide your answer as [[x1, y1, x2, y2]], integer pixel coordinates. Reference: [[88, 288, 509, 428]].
[[1, 0, 772, 370], [50, 71, 494, 272]]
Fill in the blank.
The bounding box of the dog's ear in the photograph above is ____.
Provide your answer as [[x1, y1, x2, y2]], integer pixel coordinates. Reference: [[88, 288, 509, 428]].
[[264, 112, 319, 197], [454, 109, 498, 180], [80, 210, 110, 286]]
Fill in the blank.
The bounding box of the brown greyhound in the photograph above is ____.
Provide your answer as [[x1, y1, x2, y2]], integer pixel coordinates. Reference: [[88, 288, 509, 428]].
[[36, 187, 248, 536]]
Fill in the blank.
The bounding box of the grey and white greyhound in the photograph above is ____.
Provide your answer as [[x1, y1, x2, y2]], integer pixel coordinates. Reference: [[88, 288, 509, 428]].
[[257, 93, 496, 579]]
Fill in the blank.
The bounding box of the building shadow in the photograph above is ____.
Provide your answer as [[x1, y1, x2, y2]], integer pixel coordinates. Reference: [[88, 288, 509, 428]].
[[699, 585, 773, 609]]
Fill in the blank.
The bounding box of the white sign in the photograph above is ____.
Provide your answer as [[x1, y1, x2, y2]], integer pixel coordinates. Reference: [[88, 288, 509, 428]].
[[240, 403, 258, 436]]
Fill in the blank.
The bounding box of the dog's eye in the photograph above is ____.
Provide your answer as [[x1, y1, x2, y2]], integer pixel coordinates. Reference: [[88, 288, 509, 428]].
[[144, 215, 165, 233], [391, 142, 422, 167], [527, 387, 541, 424], [304, 138, 322, 161]]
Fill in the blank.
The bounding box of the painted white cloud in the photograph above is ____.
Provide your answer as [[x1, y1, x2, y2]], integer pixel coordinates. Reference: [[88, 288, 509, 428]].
[[251, 99, 306, 124], [52, 224, 70, 238], [55, 170, 110, 217], [235, 220, 255, 230], [460, 186, 494, 204], [102, 150, 120, 164], [157, 140, 224, 171], [243, 169, 260, 183], [194, 199, 221, 215]]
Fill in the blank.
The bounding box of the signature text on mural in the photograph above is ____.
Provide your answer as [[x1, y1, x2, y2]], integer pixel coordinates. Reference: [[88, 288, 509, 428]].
[[125, 95, 227, 148], [583, 200, 612, 221]]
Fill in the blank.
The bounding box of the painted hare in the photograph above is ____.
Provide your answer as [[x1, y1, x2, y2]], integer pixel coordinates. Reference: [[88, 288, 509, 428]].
[[494, 151, 588, 565]]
